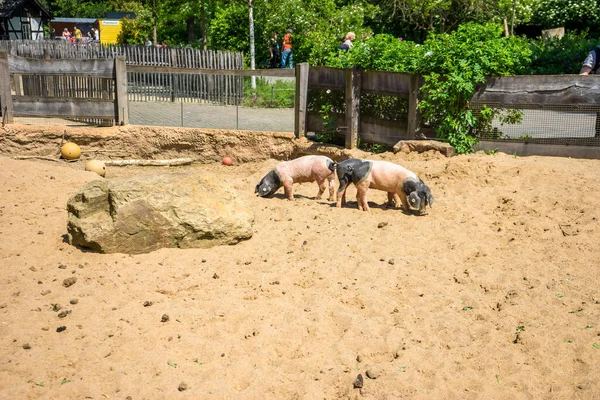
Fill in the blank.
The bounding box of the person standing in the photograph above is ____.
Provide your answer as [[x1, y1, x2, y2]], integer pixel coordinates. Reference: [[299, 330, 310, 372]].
[[281, 29, 293, 68], [73, 26, 82, 44], [145, 37, 153, 47], [269, 32, 280, 68], [579, 45, 600, 137], [579, 45, 600, 75]]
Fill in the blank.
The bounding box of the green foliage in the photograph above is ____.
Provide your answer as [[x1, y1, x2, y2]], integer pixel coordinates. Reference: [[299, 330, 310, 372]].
[[357, 138, 390, 154], [242, 78, 295, 108], [319, 103, 336, 132], [360, 94, 409, 120], [528, 32, 599, 75], [209, 0, 376, 67], [476, 106, 524, 139], [320, 23, 533, 154], [51, 0, 113, 18], [210, 2, 253, 53], [531, 0, 600, 33], [416, 23, 531, 153], [119, 11, 153, 44], [325, 34, 422, 71]]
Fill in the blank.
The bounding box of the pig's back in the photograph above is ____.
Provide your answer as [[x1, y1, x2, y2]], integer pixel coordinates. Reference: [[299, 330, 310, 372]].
[[369, 160, 417, 191], [277, 155, 332, 183]]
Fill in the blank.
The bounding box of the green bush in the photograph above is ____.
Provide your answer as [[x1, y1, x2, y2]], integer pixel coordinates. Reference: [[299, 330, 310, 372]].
[[320, 23, 532, 154], [416, 23, 532, 153], [528, 32, 599, 75], [242, 78, 295, 108]]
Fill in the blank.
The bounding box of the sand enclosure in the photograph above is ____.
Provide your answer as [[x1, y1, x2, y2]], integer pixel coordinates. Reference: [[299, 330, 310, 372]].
[[0, 125, 599, 399]]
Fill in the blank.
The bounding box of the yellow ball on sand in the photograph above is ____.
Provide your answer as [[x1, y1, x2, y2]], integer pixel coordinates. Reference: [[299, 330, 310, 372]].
[[85, 160, 106, 177], [61, 142, 81, 160]]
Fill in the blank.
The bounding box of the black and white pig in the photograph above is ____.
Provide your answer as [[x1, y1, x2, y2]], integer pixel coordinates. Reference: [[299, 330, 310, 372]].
[[255, 155, 337, 201], [336, 158, 434, 214]]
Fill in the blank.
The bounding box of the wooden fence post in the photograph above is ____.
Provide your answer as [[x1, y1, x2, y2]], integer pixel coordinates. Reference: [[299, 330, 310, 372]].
[[407, 74, 422, 139], [0, 51, 14, 124], [114, 55, 129, 125], [295, 62, 309, 138], [345, 67, 361, 149]]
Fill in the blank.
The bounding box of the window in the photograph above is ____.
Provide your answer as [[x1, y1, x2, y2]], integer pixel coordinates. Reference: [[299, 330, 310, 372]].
[[21, 21, 32, 40]]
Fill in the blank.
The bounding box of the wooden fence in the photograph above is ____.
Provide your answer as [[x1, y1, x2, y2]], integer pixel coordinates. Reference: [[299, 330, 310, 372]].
[[0, 40, 243, 67], [2, 46, 600, 157], [301, 67, 600, 150], [0, 51, 127, 125], [302, 66, 421, 148], [0, 40, 245, 105], [0, 50, 295, 126]]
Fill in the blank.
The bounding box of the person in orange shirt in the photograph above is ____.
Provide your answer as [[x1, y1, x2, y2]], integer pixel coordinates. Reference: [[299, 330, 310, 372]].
[[281, 29, 293, 68]]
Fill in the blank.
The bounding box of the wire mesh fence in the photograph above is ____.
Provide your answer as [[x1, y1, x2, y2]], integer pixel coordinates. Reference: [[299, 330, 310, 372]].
[[127, 75, 295, 132], [471, 103, 600, 145]]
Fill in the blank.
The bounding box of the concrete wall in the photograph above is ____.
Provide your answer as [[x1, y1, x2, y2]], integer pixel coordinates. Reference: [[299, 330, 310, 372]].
[[475, 140, 600, 160]]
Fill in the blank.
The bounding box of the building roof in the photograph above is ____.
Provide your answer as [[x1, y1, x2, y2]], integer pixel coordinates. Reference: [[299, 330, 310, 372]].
[[0, 0, 52, 19], [51, 17, 98, 23], [105, 12, 135, 20]]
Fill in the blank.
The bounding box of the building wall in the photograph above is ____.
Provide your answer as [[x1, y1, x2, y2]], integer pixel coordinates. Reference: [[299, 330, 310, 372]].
[[8, 16, 44, 40]]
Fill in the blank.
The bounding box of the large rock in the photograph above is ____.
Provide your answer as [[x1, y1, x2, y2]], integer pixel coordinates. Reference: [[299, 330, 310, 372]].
[[67, 173, 254, 254]]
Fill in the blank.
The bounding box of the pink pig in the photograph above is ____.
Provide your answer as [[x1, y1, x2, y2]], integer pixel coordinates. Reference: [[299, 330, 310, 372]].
[[255, 155, 337, 201], [336, 159, 434, 213]]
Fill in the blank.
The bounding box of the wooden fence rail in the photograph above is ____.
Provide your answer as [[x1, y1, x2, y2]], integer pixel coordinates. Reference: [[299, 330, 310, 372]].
[[0, 51, 128, 125], [2, 47, 600, 155], [304, 66, 422, 148], [0, 40, 243, 69]]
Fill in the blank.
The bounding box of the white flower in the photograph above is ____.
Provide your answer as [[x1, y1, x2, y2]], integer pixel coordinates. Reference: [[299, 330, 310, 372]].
[[425, 51, 433, 57]]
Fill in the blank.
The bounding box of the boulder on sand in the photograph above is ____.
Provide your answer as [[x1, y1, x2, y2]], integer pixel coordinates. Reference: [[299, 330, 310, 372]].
[[67, 173, 254, 254]]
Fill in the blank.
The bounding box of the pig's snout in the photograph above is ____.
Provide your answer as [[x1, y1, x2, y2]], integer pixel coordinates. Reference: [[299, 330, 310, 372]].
[[407, 189, 434, 215], [256, 183, 274, 197]]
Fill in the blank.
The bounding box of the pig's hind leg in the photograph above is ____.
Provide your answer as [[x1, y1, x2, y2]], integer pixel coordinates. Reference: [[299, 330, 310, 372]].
[[327, 175, 335, 201], [314, 177, 327, 200]]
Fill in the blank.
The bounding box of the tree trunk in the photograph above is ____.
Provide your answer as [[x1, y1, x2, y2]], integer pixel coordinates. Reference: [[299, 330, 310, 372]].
[[152, 0, 158, 45], [187, 16, 195, 44], [249, 0, 256, 90], [511, 0, 515, 36], [201, 1, 207, 50]]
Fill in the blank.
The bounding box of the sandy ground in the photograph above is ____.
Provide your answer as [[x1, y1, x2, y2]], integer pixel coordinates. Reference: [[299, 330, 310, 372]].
[[1, 147, 599, 400]]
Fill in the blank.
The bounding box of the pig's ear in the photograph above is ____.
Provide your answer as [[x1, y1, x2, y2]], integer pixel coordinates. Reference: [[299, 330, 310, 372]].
[[427, 193, 434, 208]]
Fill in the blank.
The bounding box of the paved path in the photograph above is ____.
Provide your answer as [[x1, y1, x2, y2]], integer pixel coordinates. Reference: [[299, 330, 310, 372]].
[[128, 101, 295, 132]]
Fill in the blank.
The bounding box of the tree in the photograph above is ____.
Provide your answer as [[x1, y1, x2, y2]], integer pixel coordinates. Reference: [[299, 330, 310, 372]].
[[530, 0, 600, 34], [249, 0, 256, 89]]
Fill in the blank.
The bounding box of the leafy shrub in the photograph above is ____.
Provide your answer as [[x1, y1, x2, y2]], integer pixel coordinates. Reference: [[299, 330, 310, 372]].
[[416, 23, 532, 153], [530, 0, 600, 36], [528, 31, 599, 75], [320, 23, 532, 154]]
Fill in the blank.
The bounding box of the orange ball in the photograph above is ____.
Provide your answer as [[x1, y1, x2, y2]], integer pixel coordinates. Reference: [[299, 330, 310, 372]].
[[61, 142, 81, 160], [222, 156, 233, 166]]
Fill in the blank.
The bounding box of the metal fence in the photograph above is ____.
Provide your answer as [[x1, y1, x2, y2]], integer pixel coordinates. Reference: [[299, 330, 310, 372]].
[[128, 75, 295, 132], [0, 40, 244, 107], [127, 72, 244, 105], [471, 104, 600, 145]]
